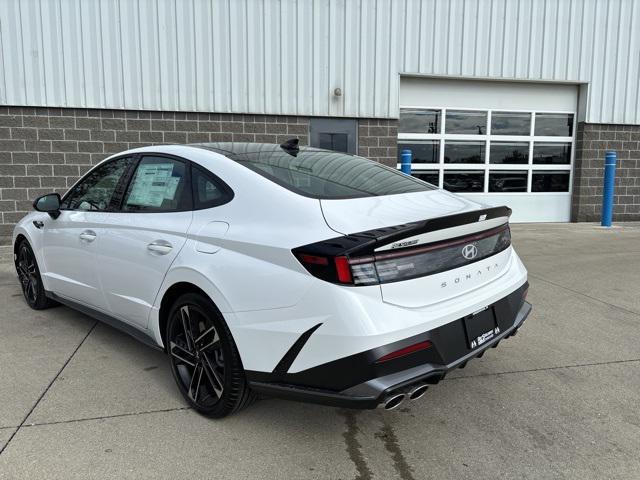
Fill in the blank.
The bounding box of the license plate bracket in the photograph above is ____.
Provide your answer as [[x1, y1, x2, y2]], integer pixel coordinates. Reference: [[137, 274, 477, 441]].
[[464, 307, 500, 349]]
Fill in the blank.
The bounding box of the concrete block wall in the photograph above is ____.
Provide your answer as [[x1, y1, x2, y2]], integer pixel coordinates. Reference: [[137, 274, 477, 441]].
[[357, 119, 399, 168], [0, 107, 398, 245], [572, 123, 640, 222]]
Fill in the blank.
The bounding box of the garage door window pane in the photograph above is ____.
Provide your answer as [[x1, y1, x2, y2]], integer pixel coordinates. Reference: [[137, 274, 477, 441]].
[[489, 171, 528, 192], [444, 141, 485, 164], [532, 172, 570, 192], [534, 113, 574, 136], [443, 171, 484, 192], [490, 142, 529, 164], [446, 110, 487, 134], [399, 109, 441, 134], [533, 142, 571, 164], [412, 171, 439, 186], [397, 141, 439, 164], [491, 112, 531, 135]]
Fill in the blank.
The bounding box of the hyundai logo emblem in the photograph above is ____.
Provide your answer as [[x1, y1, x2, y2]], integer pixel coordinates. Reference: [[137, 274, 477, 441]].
[[461, 244, 478, 260]]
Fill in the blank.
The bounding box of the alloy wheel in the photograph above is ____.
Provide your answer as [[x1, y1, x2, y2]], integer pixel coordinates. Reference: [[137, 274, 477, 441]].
[[17, 244, 39, 305], [168, 304, 226, 408]]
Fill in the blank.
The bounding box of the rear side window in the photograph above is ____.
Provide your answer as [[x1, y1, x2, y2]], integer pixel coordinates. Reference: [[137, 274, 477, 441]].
[[228, 148, 434, 199], [192, 165, 233, 209], [123, 156, 191, 212]]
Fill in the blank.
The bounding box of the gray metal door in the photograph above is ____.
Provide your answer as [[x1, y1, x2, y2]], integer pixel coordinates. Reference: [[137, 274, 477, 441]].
[[309, 118, 357, 154]]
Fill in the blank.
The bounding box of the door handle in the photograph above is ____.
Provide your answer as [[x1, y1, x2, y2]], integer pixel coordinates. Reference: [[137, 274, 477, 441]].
[[79, 230, 97, 242], [147, 240, 173, 255]]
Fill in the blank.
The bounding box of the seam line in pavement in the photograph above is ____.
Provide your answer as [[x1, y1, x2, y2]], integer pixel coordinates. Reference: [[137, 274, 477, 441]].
[[447, 357, 640, 381], [0, 321, 98, 456], [529, 273, 640, 318], [20, 406, 192, 429]]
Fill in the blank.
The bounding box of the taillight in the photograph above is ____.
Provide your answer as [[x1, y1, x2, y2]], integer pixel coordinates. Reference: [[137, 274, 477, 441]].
[[375, 340, 433, 363], [334, 256, 353, 283], [294, 224, 511, 286]]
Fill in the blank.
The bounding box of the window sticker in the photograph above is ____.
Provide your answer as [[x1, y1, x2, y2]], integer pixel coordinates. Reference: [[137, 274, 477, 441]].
[[127, 163, 178, 207]]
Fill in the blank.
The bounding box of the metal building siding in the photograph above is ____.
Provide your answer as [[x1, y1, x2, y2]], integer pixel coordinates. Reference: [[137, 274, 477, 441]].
[[0, 0, 638, 123]]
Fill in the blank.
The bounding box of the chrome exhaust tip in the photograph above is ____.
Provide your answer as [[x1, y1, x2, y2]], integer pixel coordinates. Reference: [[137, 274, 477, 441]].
[[381, 393, 406, 410], [408, 384, 429, 401]]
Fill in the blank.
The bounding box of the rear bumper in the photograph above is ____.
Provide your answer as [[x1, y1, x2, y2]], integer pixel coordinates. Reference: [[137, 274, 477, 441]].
[[248, 284, 531, 409]]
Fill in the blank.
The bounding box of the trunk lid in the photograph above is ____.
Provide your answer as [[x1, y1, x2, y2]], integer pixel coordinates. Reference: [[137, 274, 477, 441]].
[[319, 189, 488, 235], [320, 190, 513, 308]]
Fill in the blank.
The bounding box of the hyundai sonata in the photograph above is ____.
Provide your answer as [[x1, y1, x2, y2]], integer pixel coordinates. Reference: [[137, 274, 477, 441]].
[[13, 140, 530, 417]]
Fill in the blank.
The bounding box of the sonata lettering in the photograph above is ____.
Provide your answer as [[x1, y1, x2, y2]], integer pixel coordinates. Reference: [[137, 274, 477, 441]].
[[440, 263, 501, 288]]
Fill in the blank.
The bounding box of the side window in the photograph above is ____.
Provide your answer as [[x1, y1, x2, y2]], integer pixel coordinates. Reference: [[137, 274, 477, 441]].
[[192, 165, 232, 210], [61, 157, 132, 211], [123, 156, 190, 212]]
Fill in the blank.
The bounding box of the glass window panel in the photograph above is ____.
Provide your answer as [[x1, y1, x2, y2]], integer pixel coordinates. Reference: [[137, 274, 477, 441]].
[[534, 113, 574, 136], [123, 156, 189, 212], [397, 141, 439, 164], [411, 171, 439, 186], [533, 142, 571, 164], [444, 141, 485, 164], [399, 109, 441, 134], [443, 171, 484, 192], [532, 171, 570, 192], [61, 157, 132, 211], [445, 110, 487, 134], [489, 142, 529, 164], [489, 171, 528, 192], [491, 112, 531, 135]]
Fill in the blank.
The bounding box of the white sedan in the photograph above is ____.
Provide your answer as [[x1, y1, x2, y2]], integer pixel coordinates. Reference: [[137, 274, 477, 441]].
[[12, 140, 530, 418]]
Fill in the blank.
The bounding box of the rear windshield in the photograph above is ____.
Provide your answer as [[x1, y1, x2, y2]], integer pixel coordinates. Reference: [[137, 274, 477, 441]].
[[226, 147, 435, 199]]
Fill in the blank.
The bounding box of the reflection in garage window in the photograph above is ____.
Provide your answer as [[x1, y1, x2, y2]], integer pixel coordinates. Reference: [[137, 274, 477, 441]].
[[444, 141, 485, 163], [533, 142, 571, 164], [399, 109, 441, 133], [532, 172, 570, 192], [445, 110, 487, 134], [397, 141, 439, 163], [534, 113, 574, 136], [489, 171, 528, 192], [490, 142, 529, 164], [491, 112, 531, 135], [443, 171, 484, 192], [411, 171, 439, 186]]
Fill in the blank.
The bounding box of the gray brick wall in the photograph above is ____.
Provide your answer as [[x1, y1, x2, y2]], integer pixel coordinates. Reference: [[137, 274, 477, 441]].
[[573, 123, 640, 222], [0, 107, 398, 245], [358, 119, 398, 168]]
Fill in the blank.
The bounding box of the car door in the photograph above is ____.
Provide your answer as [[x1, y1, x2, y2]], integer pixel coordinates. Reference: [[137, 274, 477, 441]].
[[41, 156, 133, 310], [94, 155, 194, 329]]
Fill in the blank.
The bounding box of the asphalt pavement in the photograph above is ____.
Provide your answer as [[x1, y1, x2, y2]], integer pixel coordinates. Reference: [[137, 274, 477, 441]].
[[0, 223, 639, 479]]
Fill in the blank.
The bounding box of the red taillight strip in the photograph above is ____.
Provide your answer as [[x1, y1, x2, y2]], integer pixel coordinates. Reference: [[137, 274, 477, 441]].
[[375, 340, 433, 363], [334, 256, 353, 283], [351, 224, 509, 264]]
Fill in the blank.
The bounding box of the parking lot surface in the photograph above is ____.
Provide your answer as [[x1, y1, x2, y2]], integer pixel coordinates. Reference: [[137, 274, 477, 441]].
[[0, 223, 639, 479]]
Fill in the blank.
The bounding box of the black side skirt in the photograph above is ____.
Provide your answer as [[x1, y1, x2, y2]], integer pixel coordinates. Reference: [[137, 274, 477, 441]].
[[45, 291, 162, 351]]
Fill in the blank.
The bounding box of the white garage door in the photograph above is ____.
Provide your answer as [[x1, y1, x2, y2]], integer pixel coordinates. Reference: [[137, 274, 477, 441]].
[[398, 78, 578, 222]]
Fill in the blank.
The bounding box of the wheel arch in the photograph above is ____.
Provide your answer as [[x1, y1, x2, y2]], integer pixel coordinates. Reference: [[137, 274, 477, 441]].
[[13, 233, 28, 259], [158, 281, 212, 352]]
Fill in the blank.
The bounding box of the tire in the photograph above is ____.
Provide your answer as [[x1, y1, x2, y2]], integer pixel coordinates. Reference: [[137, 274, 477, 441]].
[[166, 292, 256, 418], [15, 240, 58, 310]]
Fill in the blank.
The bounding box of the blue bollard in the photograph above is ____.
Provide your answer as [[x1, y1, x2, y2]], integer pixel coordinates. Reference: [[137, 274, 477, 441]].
[[601, 151, 617, 227], [400, 149, 412, 175]]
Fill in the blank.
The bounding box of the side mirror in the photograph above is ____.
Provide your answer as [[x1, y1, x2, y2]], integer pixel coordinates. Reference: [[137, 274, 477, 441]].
[[33, 193, 61, 219]]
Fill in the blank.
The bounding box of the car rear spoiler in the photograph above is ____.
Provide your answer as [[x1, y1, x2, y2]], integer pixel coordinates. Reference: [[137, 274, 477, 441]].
[[295, 206, 512, 258]]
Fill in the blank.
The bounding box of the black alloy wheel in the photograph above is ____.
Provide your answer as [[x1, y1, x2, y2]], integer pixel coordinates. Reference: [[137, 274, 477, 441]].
[[15, 241, 56, 310], [167, 293, 255, 418]]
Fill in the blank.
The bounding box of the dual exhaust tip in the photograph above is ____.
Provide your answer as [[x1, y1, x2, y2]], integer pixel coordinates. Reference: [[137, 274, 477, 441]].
[[380, 383, 429, 410]]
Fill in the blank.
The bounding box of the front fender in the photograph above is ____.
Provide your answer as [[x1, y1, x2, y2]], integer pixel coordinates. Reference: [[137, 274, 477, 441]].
[[12, 212, 49, 283]]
